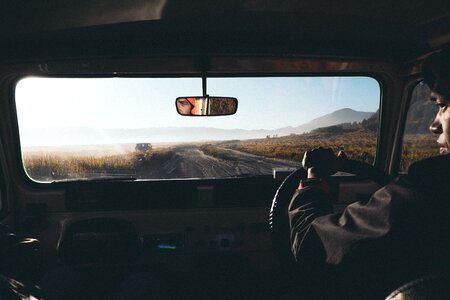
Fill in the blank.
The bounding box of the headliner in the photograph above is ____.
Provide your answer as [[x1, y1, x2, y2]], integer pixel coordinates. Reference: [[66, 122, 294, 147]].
[[0, 0, 449, 61]]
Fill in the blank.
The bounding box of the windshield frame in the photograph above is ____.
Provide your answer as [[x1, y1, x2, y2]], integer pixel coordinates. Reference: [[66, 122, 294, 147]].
[[6, 58, 386, 187]]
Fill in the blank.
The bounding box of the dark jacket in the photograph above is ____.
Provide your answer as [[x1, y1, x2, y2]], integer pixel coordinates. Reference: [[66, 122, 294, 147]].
[[288, 155, 450, 299]]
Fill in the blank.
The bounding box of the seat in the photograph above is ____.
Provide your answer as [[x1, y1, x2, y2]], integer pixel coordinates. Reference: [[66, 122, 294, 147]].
[[46, 218, 144, 299]]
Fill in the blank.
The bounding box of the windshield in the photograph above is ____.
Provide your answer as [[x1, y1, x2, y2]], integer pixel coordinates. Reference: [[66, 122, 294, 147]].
[[15, 76, 380, 182]]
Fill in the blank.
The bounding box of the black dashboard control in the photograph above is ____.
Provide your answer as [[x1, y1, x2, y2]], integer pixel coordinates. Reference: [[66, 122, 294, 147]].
[[248, 223, 268, 233], [235, 223, 246, 233], [185, 226, 195, 233], [196, 240, 205, 247], [220, 238, 230, 248]]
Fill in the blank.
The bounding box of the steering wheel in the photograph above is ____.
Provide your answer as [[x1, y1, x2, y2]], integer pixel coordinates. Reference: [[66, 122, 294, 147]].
[[269, 159, 392, 275], [269, 168, 306, 270]]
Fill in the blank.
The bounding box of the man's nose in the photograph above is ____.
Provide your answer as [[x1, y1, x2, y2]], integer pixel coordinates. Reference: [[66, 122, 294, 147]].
[[429, 116, 443, 134]]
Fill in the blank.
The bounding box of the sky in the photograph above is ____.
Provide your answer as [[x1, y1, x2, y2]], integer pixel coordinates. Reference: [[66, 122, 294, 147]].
[[15, 76, 380, 146]]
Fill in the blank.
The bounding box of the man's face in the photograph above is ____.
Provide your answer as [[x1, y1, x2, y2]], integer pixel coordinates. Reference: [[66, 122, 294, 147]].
[[176, 98, 193, 115], [429, 90, 450, 155]]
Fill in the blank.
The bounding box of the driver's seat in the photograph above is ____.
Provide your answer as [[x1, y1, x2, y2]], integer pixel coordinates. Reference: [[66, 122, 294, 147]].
[[385, 275, 450, 300]]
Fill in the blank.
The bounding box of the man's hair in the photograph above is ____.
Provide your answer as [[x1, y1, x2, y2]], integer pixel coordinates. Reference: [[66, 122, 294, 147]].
[[422, 48, 450, 98]]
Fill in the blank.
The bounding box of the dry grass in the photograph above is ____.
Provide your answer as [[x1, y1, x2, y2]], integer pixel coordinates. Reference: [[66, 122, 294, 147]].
[[219, 130, 378, 164], [23, 148, 174, 181], [399, 134, 438, 172], [23, 153, 136, 181], [22, 132, 439, 181]]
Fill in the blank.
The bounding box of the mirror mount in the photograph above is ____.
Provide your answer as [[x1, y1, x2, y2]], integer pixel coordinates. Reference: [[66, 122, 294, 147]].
[[202, 70, 208, 97], [176, 61, 237, 116]]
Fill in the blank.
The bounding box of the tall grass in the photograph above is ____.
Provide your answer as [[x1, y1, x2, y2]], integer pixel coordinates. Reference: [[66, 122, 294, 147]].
[[399, 134, 438, 172], [219, 130, 378, 164], [23, 148, 174, 181], [23, 153, 136, 181], [22, 132, 439, 181]]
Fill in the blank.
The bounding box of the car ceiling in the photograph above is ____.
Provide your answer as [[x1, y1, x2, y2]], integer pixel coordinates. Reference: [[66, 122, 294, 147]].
[[0, 0, 449, 61]]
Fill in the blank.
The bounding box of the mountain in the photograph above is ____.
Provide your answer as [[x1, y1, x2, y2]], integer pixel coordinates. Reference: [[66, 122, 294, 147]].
[[274, 108, 375, 136], [20, 108, 375, 147], [105, 127, 272, 143], [20, 126, 272, 147]]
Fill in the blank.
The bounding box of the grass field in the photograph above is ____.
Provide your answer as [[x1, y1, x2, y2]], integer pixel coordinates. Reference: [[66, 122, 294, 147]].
[[22, 131, 439, 181], [216, 130, 378, 164], [400, 134, 438, 172], [23, 147, 175, 181]]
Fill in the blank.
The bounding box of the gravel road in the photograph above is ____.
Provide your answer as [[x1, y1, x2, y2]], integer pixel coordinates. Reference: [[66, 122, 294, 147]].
[[146, 145, 301, 179]]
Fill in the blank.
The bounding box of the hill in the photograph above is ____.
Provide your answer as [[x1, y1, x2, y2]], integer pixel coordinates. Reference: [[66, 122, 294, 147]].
[[275, 108, 375, 136]]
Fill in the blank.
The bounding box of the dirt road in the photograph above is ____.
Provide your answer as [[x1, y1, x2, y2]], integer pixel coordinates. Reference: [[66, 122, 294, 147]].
[[144, 145, 300, 179]]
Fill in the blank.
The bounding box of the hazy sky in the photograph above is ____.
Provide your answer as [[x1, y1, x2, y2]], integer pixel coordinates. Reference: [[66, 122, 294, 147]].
[[15, 76, 380, 131]]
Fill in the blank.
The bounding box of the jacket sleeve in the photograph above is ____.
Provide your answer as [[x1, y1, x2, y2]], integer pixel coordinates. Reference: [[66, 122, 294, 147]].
[[289, 180, 418, 265], [288, 186, 333, 263]]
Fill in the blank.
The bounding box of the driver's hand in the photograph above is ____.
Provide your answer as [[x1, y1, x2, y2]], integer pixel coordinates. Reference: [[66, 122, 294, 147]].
[[302, 147, 347, 179]]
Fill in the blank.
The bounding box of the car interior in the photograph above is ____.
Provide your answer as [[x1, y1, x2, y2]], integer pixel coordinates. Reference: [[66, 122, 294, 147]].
[[0, 1, 450, 299]]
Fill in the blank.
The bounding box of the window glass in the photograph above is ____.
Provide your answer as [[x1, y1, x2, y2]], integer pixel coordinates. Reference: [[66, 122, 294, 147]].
[[400, 82, 437, 172], [15, 76, 380, 182]]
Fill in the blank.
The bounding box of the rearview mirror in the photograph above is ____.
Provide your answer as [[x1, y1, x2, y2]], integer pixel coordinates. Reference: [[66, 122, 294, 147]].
[[176, 97, 238, 116]]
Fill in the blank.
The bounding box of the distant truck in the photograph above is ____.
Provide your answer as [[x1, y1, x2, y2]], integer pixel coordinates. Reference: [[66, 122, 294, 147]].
[[135, 143, 152, 152]]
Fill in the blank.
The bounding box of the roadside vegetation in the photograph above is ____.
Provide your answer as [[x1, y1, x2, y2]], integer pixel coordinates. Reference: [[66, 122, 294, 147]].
[[400, 134, 438, 172], [215, 129, 377, 164], [23, 147, 175, 181], [23, 131, 437, 181]]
